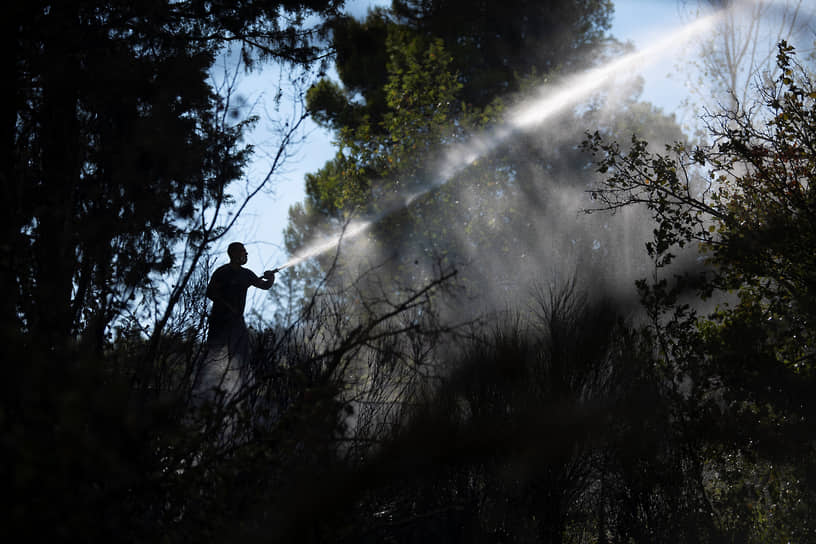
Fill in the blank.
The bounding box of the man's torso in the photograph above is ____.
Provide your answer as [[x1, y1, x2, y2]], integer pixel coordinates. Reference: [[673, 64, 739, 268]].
[[209, 264, 257, 324]]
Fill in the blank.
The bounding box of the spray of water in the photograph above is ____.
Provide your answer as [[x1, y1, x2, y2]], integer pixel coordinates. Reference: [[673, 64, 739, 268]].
[[274, 10, 725, 272], [274, 219, 374, 271]]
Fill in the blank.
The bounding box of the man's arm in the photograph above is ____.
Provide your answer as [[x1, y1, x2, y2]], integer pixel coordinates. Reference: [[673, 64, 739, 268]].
[[252, 270, 276, 291]]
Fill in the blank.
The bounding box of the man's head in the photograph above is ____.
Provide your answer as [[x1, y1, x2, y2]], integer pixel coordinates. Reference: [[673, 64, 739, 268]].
[[227, 242, 248, 265]]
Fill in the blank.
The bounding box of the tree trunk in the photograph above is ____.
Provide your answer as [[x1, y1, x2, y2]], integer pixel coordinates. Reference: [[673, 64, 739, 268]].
[[34, 13, 81, 350], [0, 6, 23, 334]]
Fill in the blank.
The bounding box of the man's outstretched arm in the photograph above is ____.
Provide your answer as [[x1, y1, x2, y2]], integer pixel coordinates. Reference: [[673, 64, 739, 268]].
[[252, 270, 276, 290]]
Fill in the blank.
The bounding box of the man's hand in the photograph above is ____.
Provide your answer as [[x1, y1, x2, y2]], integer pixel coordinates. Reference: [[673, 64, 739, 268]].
[[262, 270, 276, 281]]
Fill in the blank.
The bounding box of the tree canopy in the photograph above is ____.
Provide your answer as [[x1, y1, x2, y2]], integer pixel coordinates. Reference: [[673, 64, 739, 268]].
[[308, 0, 613, 133]]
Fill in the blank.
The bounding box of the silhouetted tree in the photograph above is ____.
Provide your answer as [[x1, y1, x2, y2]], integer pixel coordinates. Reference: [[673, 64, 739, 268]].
[[2, 1, 343, 539]]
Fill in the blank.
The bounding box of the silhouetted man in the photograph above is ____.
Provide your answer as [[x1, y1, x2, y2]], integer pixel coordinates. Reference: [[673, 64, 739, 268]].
[[197, 242, 275, 400], [206, 242, 275, 348]]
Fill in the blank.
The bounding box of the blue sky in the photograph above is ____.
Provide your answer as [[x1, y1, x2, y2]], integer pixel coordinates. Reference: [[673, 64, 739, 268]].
[[228, 0, 701, 316]]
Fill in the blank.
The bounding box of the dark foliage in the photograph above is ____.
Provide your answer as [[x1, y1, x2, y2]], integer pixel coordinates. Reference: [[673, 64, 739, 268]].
[[6, 0, 815, 541], [585, 43, 816, 541]]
